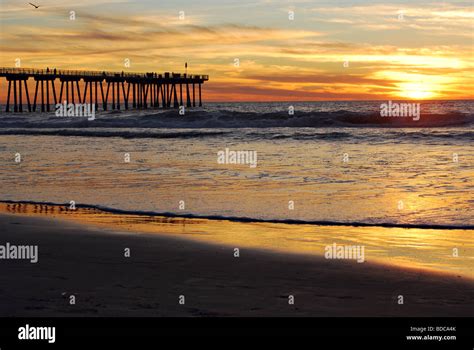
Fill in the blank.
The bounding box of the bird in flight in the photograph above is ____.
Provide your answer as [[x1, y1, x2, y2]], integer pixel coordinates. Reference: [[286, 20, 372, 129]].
[[28, 2, 40, 8]]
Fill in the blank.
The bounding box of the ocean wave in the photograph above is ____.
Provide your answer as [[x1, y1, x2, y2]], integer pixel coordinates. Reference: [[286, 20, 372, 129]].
[[2, 200, 473, 230], [262, 130, 474, 141], [0, 129, 231, 139], [0, 128, 472, 142], [0, 109, 472, 130]]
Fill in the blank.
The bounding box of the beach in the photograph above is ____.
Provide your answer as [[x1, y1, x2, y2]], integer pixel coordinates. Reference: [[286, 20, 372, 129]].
[[1, 205, 472, 317], [0, 101, 473, 318]]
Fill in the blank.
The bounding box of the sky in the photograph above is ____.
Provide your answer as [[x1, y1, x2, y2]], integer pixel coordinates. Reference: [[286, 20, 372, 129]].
[[0, 0, 473, 101]]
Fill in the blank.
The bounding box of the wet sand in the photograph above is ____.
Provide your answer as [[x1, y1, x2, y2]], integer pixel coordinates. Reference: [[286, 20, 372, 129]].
[[0, 209, 472, 317]]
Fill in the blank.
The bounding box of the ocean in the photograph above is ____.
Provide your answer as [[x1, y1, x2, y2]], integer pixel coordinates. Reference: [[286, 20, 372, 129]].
[[0, 100, 472, 228]]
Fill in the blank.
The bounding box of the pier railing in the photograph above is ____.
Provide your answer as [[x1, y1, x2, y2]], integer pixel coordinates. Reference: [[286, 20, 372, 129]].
[[0, 67, 208, 81]]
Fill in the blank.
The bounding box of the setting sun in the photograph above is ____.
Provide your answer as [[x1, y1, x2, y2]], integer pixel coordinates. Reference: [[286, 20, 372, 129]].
[[398, 83, 437, 99]]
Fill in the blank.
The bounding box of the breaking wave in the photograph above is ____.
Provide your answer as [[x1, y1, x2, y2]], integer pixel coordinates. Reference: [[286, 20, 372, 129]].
[[0, 109, 472, 129]]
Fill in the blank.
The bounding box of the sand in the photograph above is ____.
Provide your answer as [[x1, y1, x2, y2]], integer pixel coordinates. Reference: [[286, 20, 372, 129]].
[[0, 212, 472, 317]]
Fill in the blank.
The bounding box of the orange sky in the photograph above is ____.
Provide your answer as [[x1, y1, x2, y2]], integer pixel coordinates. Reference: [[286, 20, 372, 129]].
[[0, 0, 473, 101]]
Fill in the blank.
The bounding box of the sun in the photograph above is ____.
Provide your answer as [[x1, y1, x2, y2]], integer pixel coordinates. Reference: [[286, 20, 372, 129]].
[[374, 71, 443, 100], [398, 82, 437, 100]]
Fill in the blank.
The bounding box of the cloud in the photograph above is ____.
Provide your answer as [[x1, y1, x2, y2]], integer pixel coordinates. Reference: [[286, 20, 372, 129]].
[[0, 1, 473, 101]]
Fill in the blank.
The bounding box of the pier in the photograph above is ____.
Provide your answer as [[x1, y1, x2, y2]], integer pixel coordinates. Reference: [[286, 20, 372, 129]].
[[0, 68, 209, 112]]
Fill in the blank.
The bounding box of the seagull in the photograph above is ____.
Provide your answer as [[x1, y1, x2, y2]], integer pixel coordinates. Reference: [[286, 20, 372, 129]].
[[28, 2, 40, 8]]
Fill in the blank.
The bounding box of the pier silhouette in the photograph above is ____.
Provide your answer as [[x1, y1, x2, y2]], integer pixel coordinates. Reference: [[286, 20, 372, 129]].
[[0, 67, 209, 112]]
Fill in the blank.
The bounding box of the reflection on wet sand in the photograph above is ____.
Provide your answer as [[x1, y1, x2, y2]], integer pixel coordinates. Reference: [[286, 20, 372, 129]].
[[1, 201, 472, 279]]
